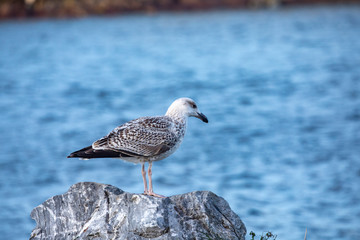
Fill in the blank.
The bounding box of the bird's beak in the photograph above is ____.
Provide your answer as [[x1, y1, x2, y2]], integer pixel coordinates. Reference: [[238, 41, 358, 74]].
[[196, 112, 208, 123]]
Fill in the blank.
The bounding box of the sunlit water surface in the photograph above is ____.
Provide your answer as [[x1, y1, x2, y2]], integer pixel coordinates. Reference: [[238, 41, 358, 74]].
[[1, 5, 360, 239]]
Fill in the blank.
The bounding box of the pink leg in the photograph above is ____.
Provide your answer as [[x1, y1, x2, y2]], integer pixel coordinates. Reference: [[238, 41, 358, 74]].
[[147, 162, 165, 198], [141, 163, 148, 195]]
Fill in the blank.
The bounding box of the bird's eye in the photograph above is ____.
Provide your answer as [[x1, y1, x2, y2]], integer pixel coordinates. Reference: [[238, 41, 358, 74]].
[[192, 104, 197, 108]]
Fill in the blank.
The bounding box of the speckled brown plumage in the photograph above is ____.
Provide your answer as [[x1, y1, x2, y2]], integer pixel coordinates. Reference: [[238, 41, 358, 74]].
[[92, 116, 185, 161]]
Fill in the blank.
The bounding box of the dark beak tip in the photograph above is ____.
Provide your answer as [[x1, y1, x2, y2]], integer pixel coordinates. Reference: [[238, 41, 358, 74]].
[[198, 112, 208, 123]]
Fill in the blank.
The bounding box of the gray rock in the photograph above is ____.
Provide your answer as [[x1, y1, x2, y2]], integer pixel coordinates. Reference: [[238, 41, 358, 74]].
[[30, 182, 246, 240]]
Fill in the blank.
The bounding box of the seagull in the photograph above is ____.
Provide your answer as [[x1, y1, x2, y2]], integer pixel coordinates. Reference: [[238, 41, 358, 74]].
[[67, 98, 208, 197]]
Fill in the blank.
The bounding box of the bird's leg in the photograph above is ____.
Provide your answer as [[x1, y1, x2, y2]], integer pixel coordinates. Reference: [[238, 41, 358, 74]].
[[147, 162, 165, 198], [141, 162, 148, 195]]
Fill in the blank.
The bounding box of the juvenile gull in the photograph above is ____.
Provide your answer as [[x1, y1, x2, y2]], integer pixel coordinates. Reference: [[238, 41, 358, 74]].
[[67, 98, 208, 197]]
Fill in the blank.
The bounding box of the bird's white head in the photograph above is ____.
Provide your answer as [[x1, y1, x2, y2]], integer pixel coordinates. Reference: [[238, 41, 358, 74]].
[[165, 98, 208, 123]]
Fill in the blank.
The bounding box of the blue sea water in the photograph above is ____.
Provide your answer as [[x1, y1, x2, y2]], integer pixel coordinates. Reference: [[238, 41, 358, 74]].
[[1, 4, 360, 239]]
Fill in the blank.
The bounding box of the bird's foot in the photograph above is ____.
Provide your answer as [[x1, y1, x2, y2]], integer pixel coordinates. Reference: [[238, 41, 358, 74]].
[[143, 191, 166, 198], [148, 192, 166, 198]]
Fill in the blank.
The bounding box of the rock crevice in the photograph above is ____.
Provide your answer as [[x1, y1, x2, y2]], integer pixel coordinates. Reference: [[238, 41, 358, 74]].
[[30, 182, 246, 240]]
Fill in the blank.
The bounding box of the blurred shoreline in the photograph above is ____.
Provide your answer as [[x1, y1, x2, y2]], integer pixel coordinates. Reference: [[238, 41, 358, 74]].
[[0, 0, 359, 19]]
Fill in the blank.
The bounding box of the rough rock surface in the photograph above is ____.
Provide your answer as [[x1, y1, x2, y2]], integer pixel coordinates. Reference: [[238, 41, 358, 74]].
[[30, 182, 246, 240]]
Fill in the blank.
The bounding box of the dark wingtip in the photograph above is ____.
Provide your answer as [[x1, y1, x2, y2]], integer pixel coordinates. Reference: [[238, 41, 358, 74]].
[[67, 146, 93, 159]]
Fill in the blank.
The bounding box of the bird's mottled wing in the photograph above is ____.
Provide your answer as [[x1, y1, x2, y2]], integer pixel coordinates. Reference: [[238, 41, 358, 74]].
[[92, 116, 177, 157]]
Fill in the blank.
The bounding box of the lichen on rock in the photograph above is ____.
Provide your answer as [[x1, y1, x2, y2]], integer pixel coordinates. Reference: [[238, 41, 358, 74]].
[[30, 182, 246, 240]]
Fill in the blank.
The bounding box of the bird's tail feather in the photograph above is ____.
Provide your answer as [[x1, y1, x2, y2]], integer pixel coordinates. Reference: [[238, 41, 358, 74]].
[[67, 145, 132, 159]]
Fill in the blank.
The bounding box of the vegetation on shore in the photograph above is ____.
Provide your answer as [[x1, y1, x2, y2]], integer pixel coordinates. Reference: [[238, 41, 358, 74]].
[[250, 231, 277, 240], [0, 0, 358, 19]]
